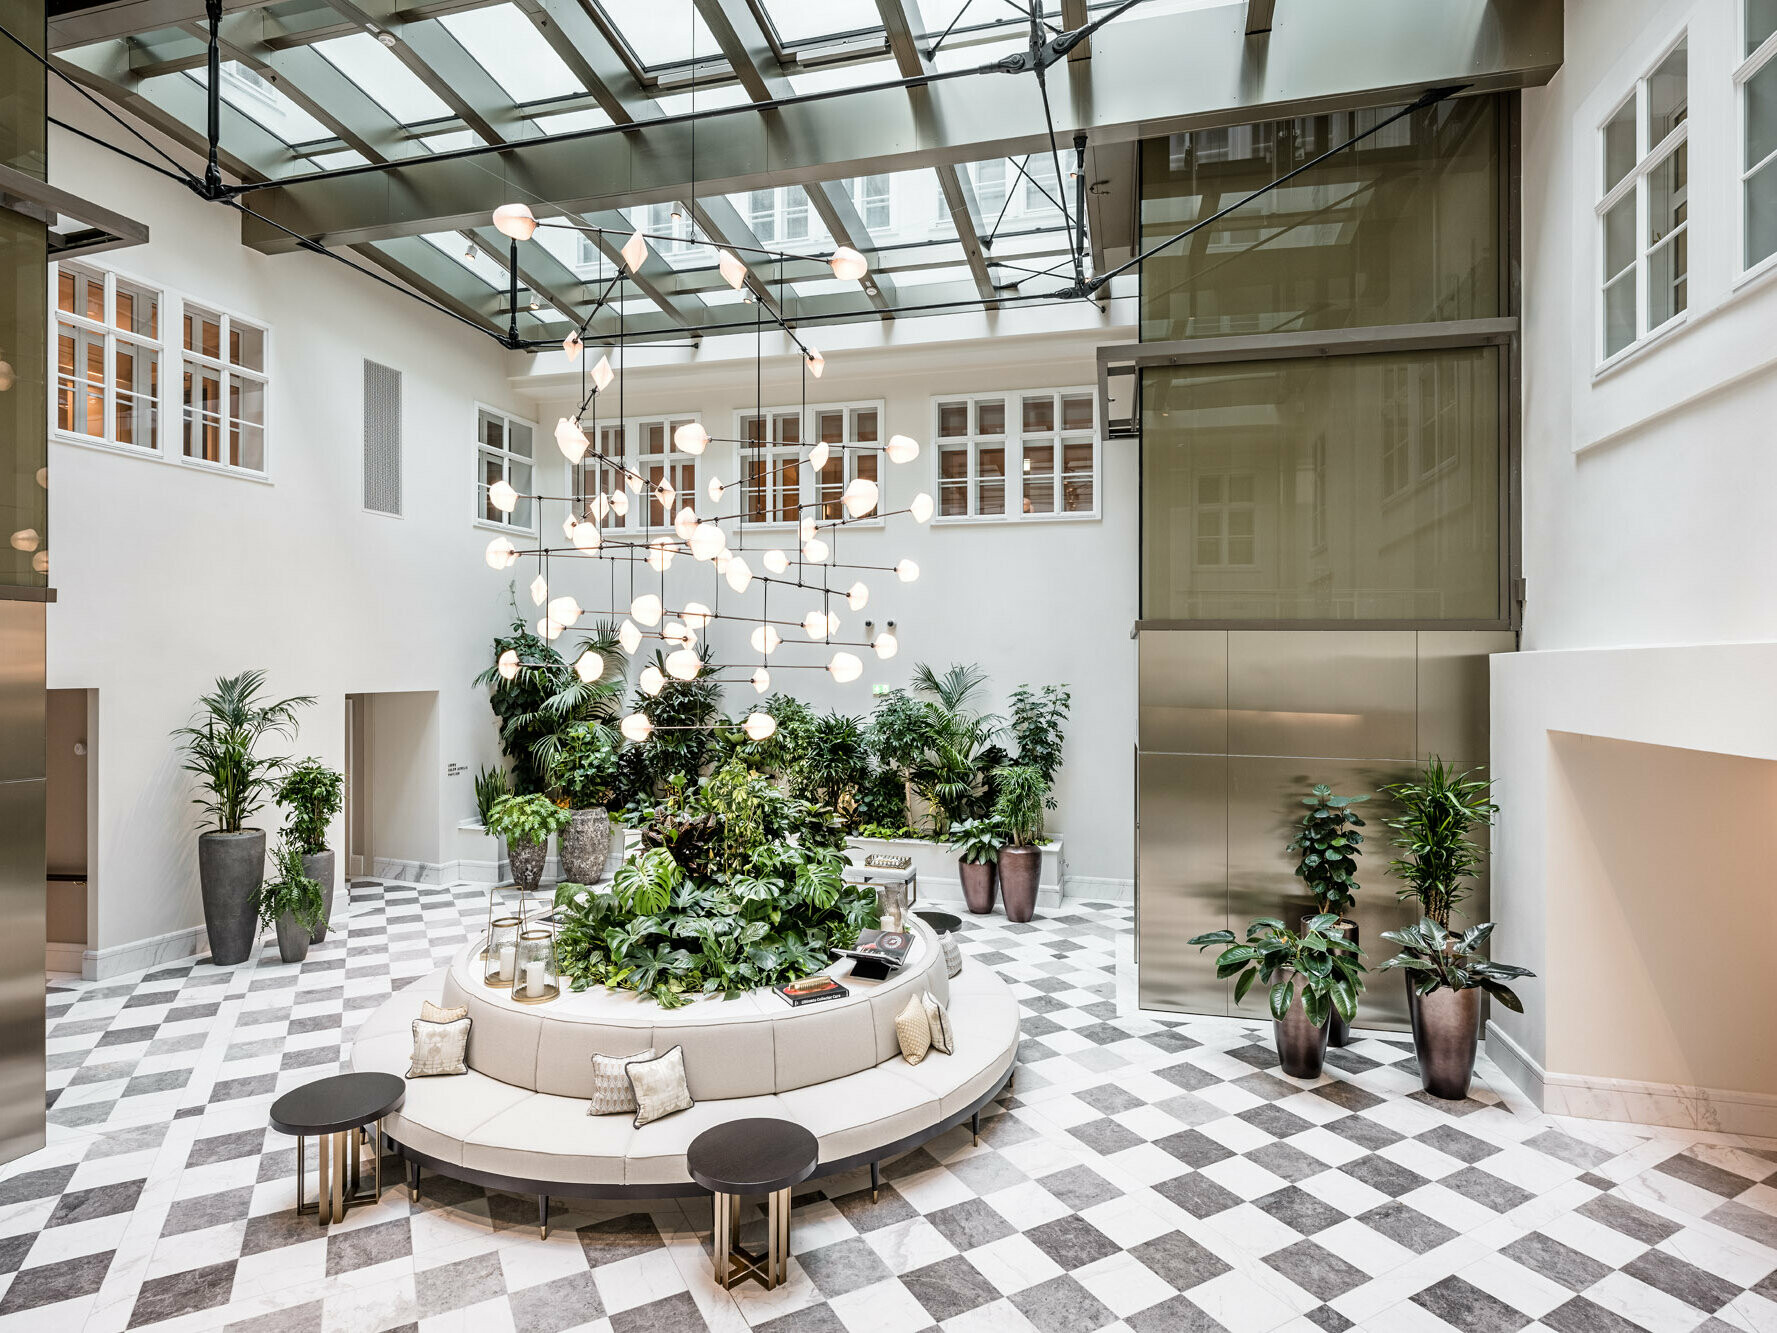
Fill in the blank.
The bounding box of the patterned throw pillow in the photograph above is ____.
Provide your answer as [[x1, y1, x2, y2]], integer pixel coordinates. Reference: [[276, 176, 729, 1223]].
[[625, 1046, 694, 1128], [588, 1049, 655, 1115], [922, 993, 954, 1055], [895, 993, 932, 1065], [420, 1000, 468, 1024], [940, 933, 963, 978], [407, 1017, 470, 1077]]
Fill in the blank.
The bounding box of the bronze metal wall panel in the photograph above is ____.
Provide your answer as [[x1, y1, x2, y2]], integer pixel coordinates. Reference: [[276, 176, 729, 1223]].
[[1227, 631, 1417, 760], [1138, 630, 1228, 755], [0, 606, 44, 783], [1417, 631, 1516, 761], [1136, 753, 1229, 1014], [0, 601, 45, 1164]]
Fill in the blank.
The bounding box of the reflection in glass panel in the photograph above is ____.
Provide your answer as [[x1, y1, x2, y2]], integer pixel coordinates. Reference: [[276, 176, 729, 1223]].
[[1603, 270, 1635, 358], [115, 279, 157, 338], [1752, 0, 1777, 55], [1061, 441, 1094, 513], [1602, 195, 1635, 284], [438, 5, 581, 102], [939, 446, 968, 515], [1748, 158, 1777, 269], [938, 402, 968, 437], [978, 447, 1004, 515], [596, 0, 719, 68], [1141, 347, 1501, 621], [1749, 57, 1777, 174], [1023, 443, 1055, 515], [114, 343, 159, 448], [315, 34, 452, 124], [1602, 97, 1637, 193], [1646, 144, 1687, 327], [1646, 41, 1687, 145], [976, 399, 1004, 435], [762, 0, 881, 44], [189, 63, 333, 145], [1139, 97, 1500, 340], [1022, 395, 1054, 433], [231, 322, 266, 371]]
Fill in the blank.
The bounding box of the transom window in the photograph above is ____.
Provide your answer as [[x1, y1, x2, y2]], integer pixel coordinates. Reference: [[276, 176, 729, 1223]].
[[54, 264, 161, 452], [476, 406, 535, 529], [577, 416, 699, 530], [182, 304, 267, 473], [1741, 4, 1777, 269], [1598, 35, 1688, 362], [934, 390, 1099, 522]]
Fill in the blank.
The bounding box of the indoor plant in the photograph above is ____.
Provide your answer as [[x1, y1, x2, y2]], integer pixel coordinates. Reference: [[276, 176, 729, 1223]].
[[549, 722, 619, 884], [1381, 758, 1497, 928], [1287, 783, 1368, 1046], [486, 792, 571, 894], [1382, 917, 1533, 1099], [948, 817, 1003, 914], [475, 765, 511, 828], [172, 671, 315, 966], [276, 758, 344, 943], [258, 837, 326, 964], [1189, 914, 1364, 1078], [993, 764, 1048, 923]]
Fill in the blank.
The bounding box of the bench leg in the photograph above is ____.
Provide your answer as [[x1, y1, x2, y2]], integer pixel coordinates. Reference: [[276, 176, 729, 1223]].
[[870, 1159, 880, 1204], [767, 1186, 790, 1289], [972, 1109, 982, 1146], [408, 1158, 420, 1203], [538, 1194, 549, 1240], [316, 1131, 331, 1226]]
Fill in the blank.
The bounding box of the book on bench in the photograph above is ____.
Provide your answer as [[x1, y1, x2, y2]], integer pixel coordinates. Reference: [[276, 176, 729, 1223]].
[[833, 928, 912, 980], [774, 975, 850, 1007]]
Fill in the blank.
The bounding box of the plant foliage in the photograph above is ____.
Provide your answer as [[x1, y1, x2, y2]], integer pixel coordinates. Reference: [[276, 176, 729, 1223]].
[[475, 599, 625, 793], [948, 817, 1004, 865], [276, 759, 343, 856], [1382, 759, 1497, 928], [1008, 684, 1071, 793], [1380, 917, 1534, 1012], [1189, 915, 1365, 1030], [485, 792, 571, 848], [992, 764, 1049, 847], [549, 723, 620, 809], [474, 766, 511, 827], [1288, 784, 1368, 917], [258, 838, 325, 931], [172, 671, 316, 834]]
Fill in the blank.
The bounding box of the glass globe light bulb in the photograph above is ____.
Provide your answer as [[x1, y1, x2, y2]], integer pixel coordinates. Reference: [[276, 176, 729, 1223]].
[[690, 521, 725, 561], [896, 558, 920, 583], [639, 665, 665, 696], [673, 506, 698, 540], [674, 421, 710, 455], [537, 617, 563, 641], [744, 711, 777, 741], [751, 667, 770, 693], [682, 601, 713, 629], [646, 539, 674, 572], [847, 581, 869, 611], [547, 595, 581, 627], [488, 479, 518, 513], [842, 476, 879, 518], [803, 537, 830, 562], [625, 472, 644, 493], [572, 520, 600, 550], [574, 649, 604, 682], [886, 434, 920, 464], [610, 490, 630, 517], [493, 202, 537, 240], [661, 620, 691, 646], [563, 330, 583, 362], [725, 554, 753, 593], [630, 593, 662, 626], [805, 347, 824, 379], [828, 245, 868, 280], [656, 479, 676, 508], [874, 631, 899, 660], [666, 647, 701, 681], [828, 650, 863, 683], [717, 249, 748, 291], [591, 354, 614, 393], [910, 492, 933, 523], [620, 228, 648, 272], [554, 417, 589, 462], [750, 625, 781, 655], [619, 619, 642, 654], [763, 549, 789, 574], [485, 536, 517, 569], [530, 574, 548, 606], [808, 441, 830, 472], [707, 475, 725, 502], [800, 517, 818, 542], [620, 712, 654, 743], [497, 649, 520, 681]]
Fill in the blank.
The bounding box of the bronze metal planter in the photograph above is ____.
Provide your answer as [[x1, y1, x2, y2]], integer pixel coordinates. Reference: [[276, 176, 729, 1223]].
[[1272, 973, 1330, 1079], [958, 860, 997, 914], [1405, 977, 1481, 1100], [999, 847, 1040, 923]]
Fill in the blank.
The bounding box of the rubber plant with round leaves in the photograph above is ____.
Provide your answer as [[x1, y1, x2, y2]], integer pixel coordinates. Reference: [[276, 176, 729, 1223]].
[[1382, 917, 1534, 1100], [1287, 783, 1368, 1045], [1189, 914, 1365, 1079]]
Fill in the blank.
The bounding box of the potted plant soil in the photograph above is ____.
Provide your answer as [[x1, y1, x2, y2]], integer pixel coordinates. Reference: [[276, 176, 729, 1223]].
[[1382, 917, 1533, 1099], [487, 792, 571, 895], [1190, 914, 1365, 1079], [277, 759, 344, 942], [172, 671, 314, 966], [993, 764, 1049, 923], [259, 838, 326, 964], [1288, 783, 1368, 1047], [947, 818, 1002, 914], [548, 723, 619, 885]]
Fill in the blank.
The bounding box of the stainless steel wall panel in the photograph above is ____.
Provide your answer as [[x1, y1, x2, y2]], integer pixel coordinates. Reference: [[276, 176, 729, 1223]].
[[1136, 753, 1228, 1014], [1227, 631, 1417, 760], [0, 605, 44, 783], [0, 601, 45, 1165], [1417, 631, 1516, 762], [1138, 630, 1228, 755]]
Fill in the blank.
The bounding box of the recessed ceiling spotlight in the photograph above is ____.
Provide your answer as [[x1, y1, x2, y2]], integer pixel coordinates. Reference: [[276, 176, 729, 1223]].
[[376, 30, 397, 47]]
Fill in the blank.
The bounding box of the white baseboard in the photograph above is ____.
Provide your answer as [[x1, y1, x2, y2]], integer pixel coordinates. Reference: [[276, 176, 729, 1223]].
[[86, 924, 209, 981], [1062, 876, 1133, 903], [1485, 1020, 1777, 1137]]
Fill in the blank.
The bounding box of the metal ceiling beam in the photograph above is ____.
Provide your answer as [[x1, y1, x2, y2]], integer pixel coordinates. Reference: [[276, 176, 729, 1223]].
[[47, 0, 281, 51], [237, 0, 1560, 254], [511, 0, 651, 127], [352, 237, 508, 334], [1246, 0, 1277, 37]]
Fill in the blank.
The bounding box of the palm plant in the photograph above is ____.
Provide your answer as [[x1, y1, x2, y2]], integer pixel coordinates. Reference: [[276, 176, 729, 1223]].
[[475, 601, 625, 792], [992, 764, 1048, 847], [1382, 759, 1497, 928], [172, 671, 315, 832]]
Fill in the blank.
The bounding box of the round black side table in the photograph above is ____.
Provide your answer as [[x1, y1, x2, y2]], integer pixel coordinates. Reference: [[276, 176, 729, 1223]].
[[915, 909, 963, 936], [270, 1072, 405, 1225], [687, 1118, 817, 1291]]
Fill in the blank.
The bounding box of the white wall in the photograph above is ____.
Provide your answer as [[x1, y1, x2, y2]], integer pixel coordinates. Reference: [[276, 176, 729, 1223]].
[[1497, 0, 1777, 1129]]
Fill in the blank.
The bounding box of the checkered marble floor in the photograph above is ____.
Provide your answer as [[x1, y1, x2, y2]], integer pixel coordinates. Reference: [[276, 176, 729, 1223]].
[[5, 882, 1776, 1333]]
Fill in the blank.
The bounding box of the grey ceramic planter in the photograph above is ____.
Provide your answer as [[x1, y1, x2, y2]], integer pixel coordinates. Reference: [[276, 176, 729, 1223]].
[[274, 911, 311, 964], [1272, 973, 1331, 1079], [560, 808, 611, 885], [1406, 978, 1481, 1100], [507, 835, 548, 893], [198, 829, 265, 966], [301, 849, 335, 943], [999, 846, 1041, 923]]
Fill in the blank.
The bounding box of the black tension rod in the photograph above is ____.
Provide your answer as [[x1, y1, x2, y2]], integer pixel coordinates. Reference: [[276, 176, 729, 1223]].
[[203, 0, 223, 199]]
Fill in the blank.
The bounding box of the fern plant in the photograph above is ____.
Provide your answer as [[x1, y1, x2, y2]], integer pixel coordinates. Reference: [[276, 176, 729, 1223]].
[[258, 838, 325, 931]]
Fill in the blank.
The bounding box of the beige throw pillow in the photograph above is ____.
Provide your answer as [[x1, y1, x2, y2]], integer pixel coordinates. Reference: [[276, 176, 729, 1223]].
[[626, 1046, 694, 1128], [940, 933, 963, 978], [922, 993, 954, 1055], [420, 1000, 468, 1024], [589, 1049, 656, 1115], [895, 993, 932, 1065], [407, 1016, 470, 1077]]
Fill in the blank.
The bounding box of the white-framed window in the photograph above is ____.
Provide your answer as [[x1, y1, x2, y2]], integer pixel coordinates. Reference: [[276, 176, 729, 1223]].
[[1598, 34, 1688, 364], [1381, 361, 1465, 501], [736, 402, 887, 527], [475, 405, 535, 530], [182, 302, 268, 473], [810, 404, 881, 522], [1740, 3, 1777, 271], [740, 408, 804, 525], [1193, 472, 1256, 568], [745, 188, 809, 246], [576, 415, 699, 530], [933, 389, 1100, 522], [853, 175, 891, 231], [53, 262, 162, 452]]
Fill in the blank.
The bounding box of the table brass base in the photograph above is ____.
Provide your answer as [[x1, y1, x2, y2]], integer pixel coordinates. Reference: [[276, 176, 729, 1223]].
[[711, 1188, 792, 1290], [296, 1121, 385, 1225]]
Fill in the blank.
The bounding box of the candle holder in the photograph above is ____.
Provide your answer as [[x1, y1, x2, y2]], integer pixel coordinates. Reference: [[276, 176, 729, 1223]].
[[875, 882, 909, 933], [484, 915, 522, 988], [510, 928, 560, 1004], [479, 883, 520, 960]]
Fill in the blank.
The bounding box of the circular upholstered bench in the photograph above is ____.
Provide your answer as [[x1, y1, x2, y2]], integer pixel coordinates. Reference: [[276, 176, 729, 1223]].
[[345, 919, 1018, 1231]]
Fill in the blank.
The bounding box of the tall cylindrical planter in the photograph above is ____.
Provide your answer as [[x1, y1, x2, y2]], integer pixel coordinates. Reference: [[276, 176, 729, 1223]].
[[1272, 973, 1331, 1079], [507, 836, 548, 894], [1302, 914, 1359, 1047], [301, 849, 335, 944], [274, 911, 311, 964], [1406, 978, 1481, 1100], [198, 829, 266, 966], [560, 808, 611, 885], [958, 859, 997, 914], [999, 846, 1041, 923]]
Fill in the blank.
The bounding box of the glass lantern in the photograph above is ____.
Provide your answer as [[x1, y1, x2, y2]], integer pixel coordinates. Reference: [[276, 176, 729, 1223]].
[[510, 928, 560, 1004], [480, 882, 521, 959], [875, 882, 908, 933], [484, 915, 523, 988]]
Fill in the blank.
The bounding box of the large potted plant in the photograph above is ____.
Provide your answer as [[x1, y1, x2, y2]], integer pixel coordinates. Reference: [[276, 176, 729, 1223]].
[[1382, 918, 1533, 1099], [993, 764, 1048, 923], [1287, 783, 1368, 1047], [549, 723, 619, 885], [277, 759, 343, 943], [172, 671, 315, 966], [1190, 915, 1364, 1078], [258, 838, 326, 964], [486, 792, 571, 894], [947, 818, 1002, 914]]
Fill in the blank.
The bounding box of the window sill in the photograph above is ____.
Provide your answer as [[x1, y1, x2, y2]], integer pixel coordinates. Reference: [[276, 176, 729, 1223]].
[[1591, 310, 1689, 382], [930, 511, 1101, 526], [51, 433, 165, 463], [177, 455, 273, 485], [473, 518, 538, 537]]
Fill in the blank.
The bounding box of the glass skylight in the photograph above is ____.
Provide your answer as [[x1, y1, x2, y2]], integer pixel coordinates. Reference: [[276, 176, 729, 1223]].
[[760, 0, 884, 46], [596, 0, 720, 69], [188, 63, 332, 146], [438, 5, 584, 104], [314, 34, 453, 124], [787, 58, 903, 97], [423, 232, 509, 289]]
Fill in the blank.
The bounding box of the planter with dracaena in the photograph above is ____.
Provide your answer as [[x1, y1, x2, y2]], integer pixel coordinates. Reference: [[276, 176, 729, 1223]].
[[992, 765, 1049, 923], [276, 759, 343, 943], [1288, 783, 1368, 1046], [1382, 917, 1533, 1099], [1190, 915, 1364, 1079], [172, 671, 315, 966]]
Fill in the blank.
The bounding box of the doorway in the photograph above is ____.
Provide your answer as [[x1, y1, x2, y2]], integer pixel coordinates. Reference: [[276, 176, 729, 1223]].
[[343, 691, 441, 881], [44, 689, 94, 976]]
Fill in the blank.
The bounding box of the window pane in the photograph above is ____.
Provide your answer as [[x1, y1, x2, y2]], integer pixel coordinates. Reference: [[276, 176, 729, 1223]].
[[185, 308, 221, 358], [437, 4, 583, 104], [1647, 235, 1686, 327], [114, 279, 158, 338], [1061, 441, 1094, 512], [1748, 157, 1777, 268], [314, 33, 453, 124], [1749, 56, 1777, 173], [1647, 145, 1687, 327], [508, 421, 533, 458], [975, 400, 1005, 435], [479, 410, 503, 451], [1602, 98, 1637, 193], [818, 410, 844, 444], [1602, 195, 1635, 281], [776, 412, 800, 446], [1022, 395, 1054, 433], [230, 321, 265, 371], [939, 446, 968, 516], [1647, 142, 1687, 247], [938, 401, 968, 437], [1061, 394, 1094, 432], [1603, 271, 1636, 358], [778, 459, 799, 522], [1141, 347, 1502, 620], [978, 446, 1004, 515], [114, 343, 159, 449], [855, 452, 877, 483], [1646, 41, 1687, 145], [852, 407, 877, 442], [1751, 0, 1777, 55]]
